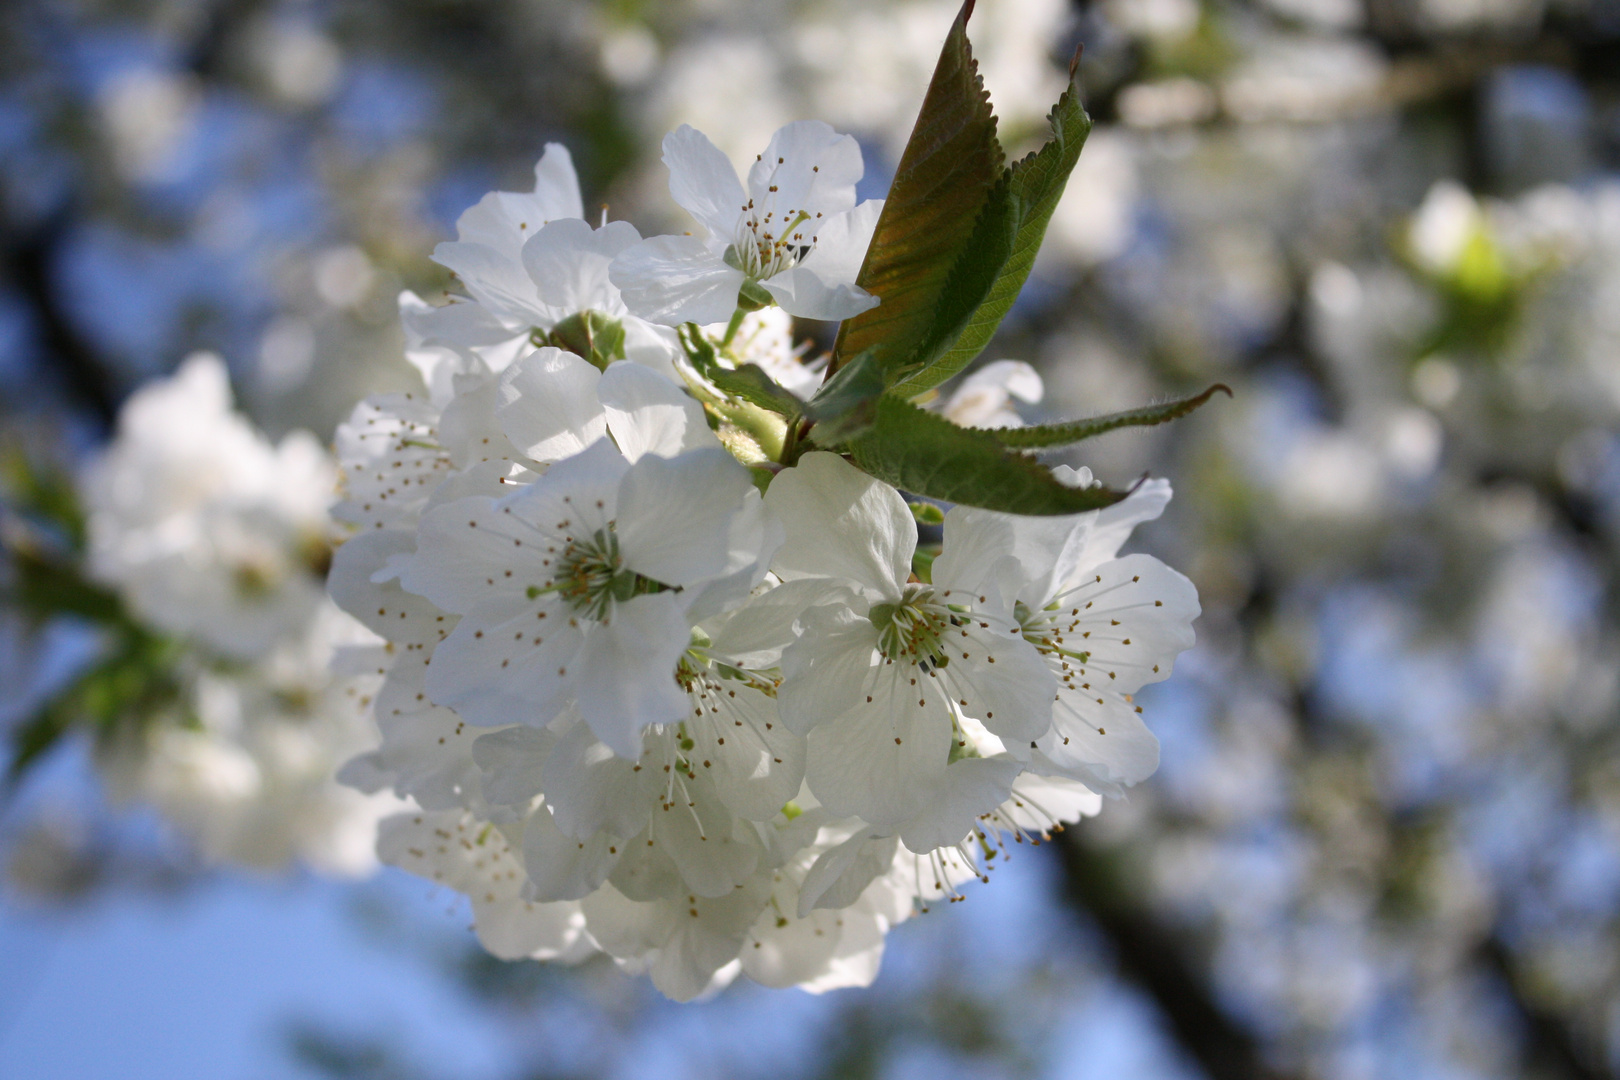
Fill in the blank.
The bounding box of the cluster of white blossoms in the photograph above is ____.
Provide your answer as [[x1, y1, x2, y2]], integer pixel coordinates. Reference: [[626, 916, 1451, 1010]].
[[331, 125, 1200, 999], [82, 353, 398, 874]]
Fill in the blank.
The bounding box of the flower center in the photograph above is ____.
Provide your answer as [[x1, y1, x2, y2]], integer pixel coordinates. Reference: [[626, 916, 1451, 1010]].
[[869, 585, 960, 667], [531, 525, 665, 620], [1013, 600, 1090, 666], [728, 206, 815, 281]]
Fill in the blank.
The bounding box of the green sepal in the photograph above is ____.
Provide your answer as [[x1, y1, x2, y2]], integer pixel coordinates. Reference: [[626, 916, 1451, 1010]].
[[709, 364, 803, 421], [845, 395, 1131, 515], [909, 501, 946, 526], [677, 323, 800, 419], [828, 0, 1004, 378], [989, 384, 1233, 449], [803, 349, 885, 443], [546, 309, 626, 371], [737, 279, 774, 311], [746, 465, 776, 496]]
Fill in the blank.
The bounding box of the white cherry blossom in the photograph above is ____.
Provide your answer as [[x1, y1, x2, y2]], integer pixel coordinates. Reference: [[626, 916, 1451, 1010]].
[[85, 352, 334, 660], [610, 121, 883, 325], [400, 441, 772, 758], [428, 144, 680, 377], [941, 360, 1044, 429], [763, 452, 1054, 850], [933, 471, 1199, 796], [377, 808, 591, 961]]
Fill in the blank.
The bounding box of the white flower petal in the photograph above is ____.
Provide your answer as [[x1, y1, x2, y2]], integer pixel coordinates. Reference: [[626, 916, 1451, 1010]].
[[797, 827, 897, 916], [399, 292, 524, 405], [741, 903, 846, 989], [687, 683, 804, 822], [777, 601, 880, 735], [540, 718, 661, 840], [707, 579, 854, 668], [609, 234, 746, 326], [445, 143, 582, 269], [994, 774, 1104, 833], [581, 880, 768, 1002], [520, 803, 620, 902], [423, 597, 584, 730], [803, 676, 951, 830], [332, 391, 449, 532], [1062, 554, 1199, 694], [574, 592, 692, 757], [471, 725, 553, 810], [679, 488, 784, 624], [942, 359, 1043, 429], [598, 362, 720, 463], [378, 809, 586, 960], [1063, 479, 1174, 581], [529, 144, 585, 223], [653, 780, 761, 898], [438, 371, 525, 470], [363, 649, 483, 811], [606, 825, 685, 900], [747, 121, 862, 217], [783, 198, 882, 294], [945, 623, 1057, 743], [797, 905, 887, 993], [494, 346, 607, 462], [621, 317, 683, 380], [764, 451, 913, 598], [662, 124, 748, 239], [897, 755, 1021, 853], [328, 529, 446, 645], [430, 239, 542, 328], [615, 449, 758, 586], [759, 265, 880, 321], [519, 218, 641, 325], [1036, 691, 1160, 796]]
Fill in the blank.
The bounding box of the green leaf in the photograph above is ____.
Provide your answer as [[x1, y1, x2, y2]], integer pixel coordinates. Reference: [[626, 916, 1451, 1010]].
[[804, 349, 885, 443], [829, 0, 1003, 378], [6, 701, 72, 785], [891, 66, 1095, 394], [990, 384, 1233, 449], [846, 395, 1130, 515], [2, 445, 88, 551], [6, 622, 183, 786], [6, 548, 124, 623]]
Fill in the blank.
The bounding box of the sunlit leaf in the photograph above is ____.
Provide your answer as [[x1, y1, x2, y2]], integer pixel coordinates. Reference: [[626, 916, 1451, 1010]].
[[828, 0, 1003, 379], [890, 64, 1094, 394]]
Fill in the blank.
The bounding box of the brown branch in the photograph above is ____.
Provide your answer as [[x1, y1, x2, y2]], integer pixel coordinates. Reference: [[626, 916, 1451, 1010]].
[[0, 212, 121, 428]]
